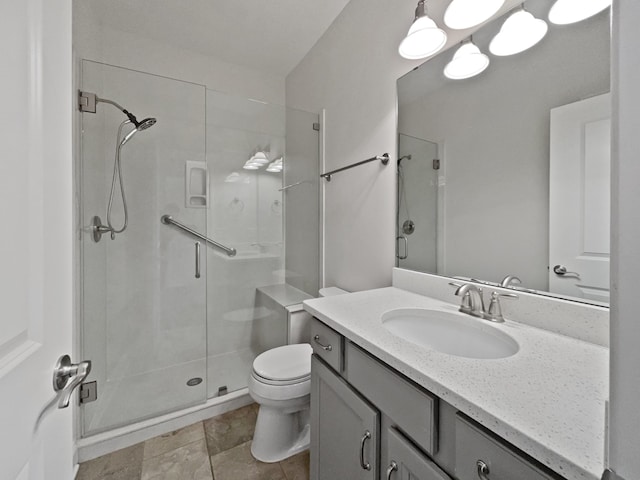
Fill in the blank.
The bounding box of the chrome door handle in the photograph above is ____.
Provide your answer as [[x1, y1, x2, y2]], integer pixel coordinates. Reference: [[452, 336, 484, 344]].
[[313, 335, 332, 351], [476, 460, 490, 480], [195, 241, 201, 279], [553, 264, 580, 277], [396, 236, 408, 260], [359, 430, 372, 471], [386, 461, 398, 479], [53, 355, 92, 409]]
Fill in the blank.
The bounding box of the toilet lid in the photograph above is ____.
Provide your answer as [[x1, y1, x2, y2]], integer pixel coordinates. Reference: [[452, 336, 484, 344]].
[[253, 344, 312, 382]]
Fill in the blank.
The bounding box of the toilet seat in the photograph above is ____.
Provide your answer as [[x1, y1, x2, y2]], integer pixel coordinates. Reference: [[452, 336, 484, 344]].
[[252, 344, 312, 384], [249, 344, 312, 402]]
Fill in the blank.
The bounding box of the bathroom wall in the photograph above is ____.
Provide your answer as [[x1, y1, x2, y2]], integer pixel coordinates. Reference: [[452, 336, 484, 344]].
[[73, 2, 285, 105], [285, 0, 425, 292]]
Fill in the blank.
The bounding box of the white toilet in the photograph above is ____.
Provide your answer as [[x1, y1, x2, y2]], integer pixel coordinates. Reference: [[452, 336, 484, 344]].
[[249, 286, 347, 463]]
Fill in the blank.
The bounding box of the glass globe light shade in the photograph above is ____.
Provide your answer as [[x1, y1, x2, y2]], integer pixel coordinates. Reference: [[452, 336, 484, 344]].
[[548, 0, 611, 25], [399, 15, 447, 60], [444, 0, 505, 30], [489, 10, 548, 56], [250, 151, 269, 164], [444, 42, 490, 80]]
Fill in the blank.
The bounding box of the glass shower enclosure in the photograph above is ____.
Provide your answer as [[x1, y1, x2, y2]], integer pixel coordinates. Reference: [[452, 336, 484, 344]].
[[78, 60, 319, 437], [396, 133, 439, 273]]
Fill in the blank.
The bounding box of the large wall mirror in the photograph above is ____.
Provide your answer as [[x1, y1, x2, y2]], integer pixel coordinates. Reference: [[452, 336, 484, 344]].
[[396, 0, 610, 306]]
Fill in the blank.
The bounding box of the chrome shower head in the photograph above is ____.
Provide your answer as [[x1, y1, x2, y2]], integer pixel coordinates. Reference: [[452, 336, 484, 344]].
[[119, 118, 157, 147], [137, 118, 156, 131]]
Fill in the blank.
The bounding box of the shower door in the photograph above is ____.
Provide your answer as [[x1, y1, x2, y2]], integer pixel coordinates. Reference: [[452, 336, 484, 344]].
[[397, 134, 439, 272], [79, 61, 208, 436], [204, 92, 320, 398]]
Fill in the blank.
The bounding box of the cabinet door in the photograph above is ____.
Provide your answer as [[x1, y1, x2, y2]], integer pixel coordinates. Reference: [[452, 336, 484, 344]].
[[311, 355, 379, 480], [385, 428, 452, 480]]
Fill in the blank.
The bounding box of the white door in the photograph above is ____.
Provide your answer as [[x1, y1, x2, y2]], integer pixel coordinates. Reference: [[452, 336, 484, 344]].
[[0, 1, 74, 479], [549, 93, 611, 302]]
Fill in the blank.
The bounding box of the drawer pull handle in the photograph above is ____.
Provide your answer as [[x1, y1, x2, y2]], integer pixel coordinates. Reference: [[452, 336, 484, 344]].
[[359, 430, 372, 471], [386, 460, 398, 479], [313, 335, 333, 351], [476, 460, 490, 480]]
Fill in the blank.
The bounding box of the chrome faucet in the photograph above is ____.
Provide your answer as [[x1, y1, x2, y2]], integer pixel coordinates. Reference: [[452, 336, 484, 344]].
[[454, 284, 485, 318], [500, 275, 522, 288], [452, 283, 519, 322]]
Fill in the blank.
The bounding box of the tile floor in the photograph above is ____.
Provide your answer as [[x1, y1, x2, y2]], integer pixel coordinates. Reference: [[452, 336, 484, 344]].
[[76, 403, 310, 480]]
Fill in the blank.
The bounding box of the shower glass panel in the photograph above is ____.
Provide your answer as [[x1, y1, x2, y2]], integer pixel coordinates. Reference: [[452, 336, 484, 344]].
[[284, 108, 321, 296], [397, 134, 439, 272], [205, 91, 289, 397], [80, 61, 208, 435]]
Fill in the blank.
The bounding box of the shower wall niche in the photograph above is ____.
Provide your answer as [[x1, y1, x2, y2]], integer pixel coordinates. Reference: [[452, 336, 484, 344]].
[[78, 60, 320, 437]]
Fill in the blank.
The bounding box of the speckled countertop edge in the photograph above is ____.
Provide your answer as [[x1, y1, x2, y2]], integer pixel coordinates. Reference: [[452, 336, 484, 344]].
[[303, 287, 608, 480]]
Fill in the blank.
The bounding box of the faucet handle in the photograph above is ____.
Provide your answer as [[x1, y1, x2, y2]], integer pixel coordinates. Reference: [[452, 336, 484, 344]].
[[485, 291, 518, 323]]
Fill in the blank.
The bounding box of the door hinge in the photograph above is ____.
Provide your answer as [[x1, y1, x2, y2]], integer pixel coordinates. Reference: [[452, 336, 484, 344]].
[[79, 381, 98, 405], [433, 159, 440, 170], [313, 122, 320, 131], [78, 91, 97, 113]]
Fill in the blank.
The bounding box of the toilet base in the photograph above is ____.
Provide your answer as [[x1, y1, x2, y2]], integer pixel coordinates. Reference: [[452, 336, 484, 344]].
[[250, 403, 310, 463]]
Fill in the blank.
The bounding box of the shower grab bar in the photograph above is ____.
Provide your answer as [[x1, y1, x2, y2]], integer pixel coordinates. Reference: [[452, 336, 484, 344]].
[[320, 153, 389, 181], [161, 215, 236, 257]]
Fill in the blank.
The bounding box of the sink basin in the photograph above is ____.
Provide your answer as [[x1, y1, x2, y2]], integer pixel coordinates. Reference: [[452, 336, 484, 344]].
[[381, 308, 519, 359]]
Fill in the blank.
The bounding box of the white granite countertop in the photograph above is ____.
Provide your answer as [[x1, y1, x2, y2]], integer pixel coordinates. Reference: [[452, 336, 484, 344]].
[[303, 287, 608, 480]]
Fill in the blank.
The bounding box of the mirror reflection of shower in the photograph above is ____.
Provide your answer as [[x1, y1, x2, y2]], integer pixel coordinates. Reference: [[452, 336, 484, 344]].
[[397, 154, 415, 235], [79, 91, 157, 242]]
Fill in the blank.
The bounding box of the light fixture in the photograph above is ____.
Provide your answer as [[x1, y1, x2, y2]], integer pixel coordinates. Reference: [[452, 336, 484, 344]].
[[243, 164, 259, 170], [548, 0, 611, 25], [444, 39, 490, 80], [249, 151, 269, 165], [399, 0, 447, 60], [489, 8, 548, 56], [266, 157, 283, 173], [444, 0, 505, 30]]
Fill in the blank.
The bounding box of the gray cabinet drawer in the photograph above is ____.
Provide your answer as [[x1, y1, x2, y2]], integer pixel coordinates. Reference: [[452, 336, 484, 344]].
[[345, 342, 438, 455], [310, 318, 343, 373], [386, 428, 452, 480], [455, 415, 561, 480]]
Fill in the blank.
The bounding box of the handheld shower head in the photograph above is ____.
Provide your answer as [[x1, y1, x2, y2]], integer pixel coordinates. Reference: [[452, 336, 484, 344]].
[[119, 118, 157, 147], [137, 118, 157, 131]]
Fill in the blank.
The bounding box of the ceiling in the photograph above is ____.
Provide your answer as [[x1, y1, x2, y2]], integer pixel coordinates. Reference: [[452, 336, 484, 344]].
[[82, 0, 352, 77]]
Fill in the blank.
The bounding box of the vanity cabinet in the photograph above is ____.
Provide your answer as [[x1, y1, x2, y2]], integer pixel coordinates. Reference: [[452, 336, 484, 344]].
[[310, 355, 379, 480], [309, 317, 567, 480], [455, 415, 560, 480], [386, 427, 452, 480]]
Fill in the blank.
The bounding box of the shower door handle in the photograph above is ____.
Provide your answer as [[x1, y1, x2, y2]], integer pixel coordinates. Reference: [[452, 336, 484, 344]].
[[195, 242, 201, 279], [396, 236, 408, 260]]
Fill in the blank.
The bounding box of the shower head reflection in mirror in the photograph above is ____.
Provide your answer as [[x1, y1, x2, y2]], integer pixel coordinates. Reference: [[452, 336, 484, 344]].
[[80, 91, 157, 241], [396, 0, 610, 306]]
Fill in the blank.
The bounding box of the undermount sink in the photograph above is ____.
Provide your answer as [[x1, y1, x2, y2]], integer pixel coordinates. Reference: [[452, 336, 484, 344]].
[[381, 308, 519, 359]]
